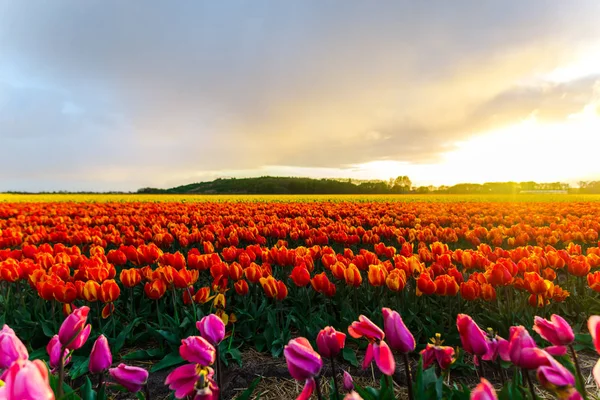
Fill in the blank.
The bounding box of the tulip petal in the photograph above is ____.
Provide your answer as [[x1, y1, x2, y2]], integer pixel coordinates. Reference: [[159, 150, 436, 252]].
[[362, 342, 374, 370], [373, 341, 396, 376], [298, 378, 315, 400], [594, 358, 600, 388]]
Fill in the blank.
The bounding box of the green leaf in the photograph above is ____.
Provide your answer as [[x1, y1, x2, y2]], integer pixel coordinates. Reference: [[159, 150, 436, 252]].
[[112, 317, 143, 353], [227, 348, 243, 367], [122, 348, 165, 360], [69, 356, 90, 380], [151, 351, 184, 372], [80, 377, 96, 400], [236, 377, 261, 400], [29, 346, 50, 361], [40, 319, 55, 338], [342, 348, 359, 367], [156, 329, 181, 346]]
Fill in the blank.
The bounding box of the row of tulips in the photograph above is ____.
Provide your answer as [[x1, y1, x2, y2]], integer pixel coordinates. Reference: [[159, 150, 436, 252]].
[[284, 309, 600, 399], [1, 202, 599, 250]]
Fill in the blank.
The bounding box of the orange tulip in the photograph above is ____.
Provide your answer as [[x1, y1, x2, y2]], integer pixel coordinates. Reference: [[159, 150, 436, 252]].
[[524, 272, 550, 295], [234, 280, 249, 296], [311, 272, 336, 297], [144, 279, 167, 300], [434, 275, 459, 296], [385, 269, 406, 292], [173, 268, 199, 289], [259, 276, 278, 299], [289, 265, 311, 287], [459, 281, 480, 301], [331, 262, 347, 281], [368, 264, 387, 287], [228, 262, 244, 281], [244, 265, 262, 284], [99, 279, 120, 303], [588, 271, 600, 292], [568, 256, 590, 277], [344, 264, 362, 287], [193, 287, 212, 304], [480, 283, 496, 302], [119, 268, 142, 288], [82, 280, 101, 302], [53, 282, 78, 304], [416, 273, 436, 296], [276, 281, 288, 301]]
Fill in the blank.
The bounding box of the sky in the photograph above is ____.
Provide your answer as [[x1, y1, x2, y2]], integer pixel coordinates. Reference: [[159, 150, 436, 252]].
[[1, 1, 600, 192]]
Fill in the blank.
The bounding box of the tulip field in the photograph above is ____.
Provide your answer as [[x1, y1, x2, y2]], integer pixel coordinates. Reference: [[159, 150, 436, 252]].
[[3, 195, 600, 399]]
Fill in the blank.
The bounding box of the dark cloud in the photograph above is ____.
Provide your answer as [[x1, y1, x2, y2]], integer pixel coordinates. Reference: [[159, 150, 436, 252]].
[[0, 1, 599, 190]]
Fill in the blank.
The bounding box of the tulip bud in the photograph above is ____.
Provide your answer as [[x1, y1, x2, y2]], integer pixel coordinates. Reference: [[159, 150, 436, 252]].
[[179, 336, 216, 366], [47, 334, 71, 370], [343, 370, 354, 392], [533, 315, 575, 346], [0, 359, 54, 399], [316, 327, 346, 358], [471, 378, 497, 400], [89, 335, 112, 374], [382, 308, 415, 353], [58, 306, 91, 350]]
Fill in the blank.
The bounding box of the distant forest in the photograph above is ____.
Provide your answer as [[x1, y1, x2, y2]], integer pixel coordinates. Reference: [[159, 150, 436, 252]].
[[132, 176, 600, 195]]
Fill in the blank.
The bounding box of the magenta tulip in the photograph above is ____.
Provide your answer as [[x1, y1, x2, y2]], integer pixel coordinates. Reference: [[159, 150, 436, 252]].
[[457, 314, 489, 357], [537, 355, 575, 389], [109, 364, 149, 393], [533, 315, 575, 346], [482, 333, 510, 362], [58, 306, 91, 350], [89, 335, 112, 374], [382, 308, 415, 353], [0, 324, 28, 369], [179, 336, 216, 366], [348, 315, 384, 341], [197, 314, 226, 346], [316, 326, 346, 358], [46, 335, 71, 371], [0, 359, 54, 400], [508, 326, 550, 369], [343, 370, 354, 392], [471, 378, 497, 400], [284, 337, 323, 400], [166, 364, 213, 399]]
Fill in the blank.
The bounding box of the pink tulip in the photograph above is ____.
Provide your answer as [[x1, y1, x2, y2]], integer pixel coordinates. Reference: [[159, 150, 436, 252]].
[[197, 314, 226, 346], [0, 324, 28, 369], [362, 340, 396, 375], [348, 315, 384, 341], [166, 364, 214, 399], [316, 326, 346, 358], [457, 314, 489, 357], [533, 315, 575, 346], [421, 343, 455, 370], [344, 392, 364, 400], [536, 355, 575, 389], [508, 326, 550, 369], [593, 359, 600, 388], [482, 333, 510, 363], [284, 337, 323, 400], [588, 316, 600, 354], [471, 378, 497, 400], [179, 336, 216, 366], [343, 370, 354, 391], [58, 306, 91, 350], [382, 308, 415, 353], [89, 335, 112, 374], [46, 335, 71, 371], [0, 359, 54, 400], [109, 363, 149, 393]]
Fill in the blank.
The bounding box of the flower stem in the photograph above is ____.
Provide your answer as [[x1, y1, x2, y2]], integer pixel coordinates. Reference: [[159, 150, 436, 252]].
[[522, 368, 537, 400], [477, 358, 485, 379], [57, 346, 65, 398], [569, 344, 587, 399], [402, 352, 414, 400], [216, 347, 222, 400], [143, 383, 151, 400], [314, 375, 324, 400], [330, 356, 340, 397], [96, 371, 105, 392]]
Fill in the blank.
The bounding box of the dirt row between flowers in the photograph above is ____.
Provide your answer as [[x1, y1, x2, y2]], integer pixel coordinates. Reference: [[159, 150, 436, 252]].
[[102, 347, 600, 400]]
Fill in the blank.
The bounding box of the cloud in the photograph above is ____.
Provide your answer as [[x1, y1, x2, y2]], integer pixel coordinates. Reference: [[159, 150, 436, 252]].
[[0, 1, 599, 190]]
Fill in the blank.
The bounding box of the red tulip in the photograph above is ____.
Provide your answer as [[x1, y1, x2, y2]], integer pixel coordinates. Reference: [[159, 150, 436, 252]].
[[89, 335, 112, 374], [109, 364, 149, 393], [348, 315, 384, 341], [421, 341, 455, 370], [471, 378, 497, 400], [0, 359, 54, 400], [382, 308, 415, 353], [456, 314, 489, 357], [533, 315, 575, 346], [316, 326, 346, 358], [290, 265, 311, 287], [197, 314, 226, 346]]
